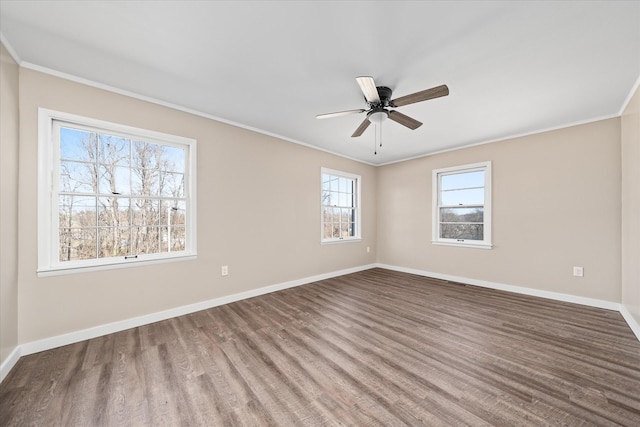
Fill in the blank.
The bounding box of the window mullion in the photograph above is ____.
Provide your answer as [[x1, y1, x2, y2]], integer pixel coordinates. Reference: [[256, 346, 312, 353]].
[[439, 204, 484, 208], [441, 186, 484, 192]]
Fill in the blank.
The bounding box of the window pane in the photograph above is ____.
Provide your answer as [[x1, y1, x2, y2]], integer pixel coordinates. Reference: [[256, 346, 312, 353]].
[[98, 134, 130, 166], [173, 202, 186, 225], [322, 190, 332, 206], [332, 223, 341, 239], [160, 145, 185, 173], [338, 193, 350, 207], [99, 165, 131, 195], [330, 177, 339, 192], [60, 161, 96, 193], [98, 197, 130, 227], [132, 226, 160, 255], [338, 177, 347, 193], [59, 196, 96, 227], [131, 168, 159, 196], [99, 227, 130, 258], [60, 127, 97, 161], [441, 188, 484, 206], [441, 171, 484, 191], [322, 205, 331, 220], [160, 201, 186, 226], [160, 172, 185, 197], [440, 207, 484, 223], [340, 222, 350, 238], [132, 141, 159, 170], [323, 222, 332, 240], [131, 199, 159, 226], [341, 208, 351, 223], [167, 225, 185, 252], [59, 228, 97, 261], [440, 223, 484, 240]]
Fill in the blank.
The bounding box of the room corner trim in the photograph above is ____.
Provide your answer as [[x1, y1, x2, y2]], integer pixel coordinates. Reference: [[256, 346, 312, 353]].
[[619, 73, 640, 116], [0, 34, 21, 64], [620, 305, 640, 342], [0, 346, 22, 384]]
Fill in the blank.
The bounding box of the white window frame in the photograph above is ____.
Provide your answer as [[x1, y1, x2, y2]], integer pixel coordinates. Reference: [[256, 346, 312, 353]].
[[37, 108, 197, 276], [321, 168, 361, 244], [432, 161, 492, 249]]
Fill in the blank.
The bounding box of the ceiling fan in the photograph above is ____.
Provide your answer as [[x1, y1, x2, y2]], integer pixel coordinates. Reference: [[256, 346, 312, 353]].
[[316, 76, 449, 138]]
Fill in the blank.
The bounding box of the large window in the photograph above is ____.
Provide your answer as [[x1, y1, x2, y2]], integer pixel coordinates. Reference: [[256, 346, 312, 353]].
[[38, 109, 197, 275], [321, 168, 361, 243], [432, 161, 491, 249]]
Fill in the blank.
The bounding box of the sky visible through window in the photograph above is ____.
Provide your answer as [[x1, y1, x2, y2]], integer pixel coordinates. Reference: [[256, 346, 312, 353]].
[[440, 170, 484, 206], [60, 127, 185, 173]]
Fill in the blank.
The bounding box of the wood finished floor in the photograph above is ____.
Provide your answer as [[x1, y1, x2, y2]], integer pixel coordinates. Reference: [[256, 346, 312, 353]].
[[1, 268, 640, 426]]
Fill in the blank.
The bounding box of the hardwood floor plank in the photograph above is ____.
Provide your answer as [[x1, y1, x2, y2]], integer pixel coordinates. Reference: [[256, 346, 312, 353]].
[[1, 268, 639, 426], [291, 290, 540, 425], [198, 325, 280, 426]]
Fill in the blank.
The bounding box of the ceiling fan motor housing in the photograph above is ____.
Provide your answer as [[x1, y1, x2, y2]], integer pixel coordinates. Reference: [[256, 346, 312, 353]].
[[372, 86, 392, 107], [365, 87, 393, 122]]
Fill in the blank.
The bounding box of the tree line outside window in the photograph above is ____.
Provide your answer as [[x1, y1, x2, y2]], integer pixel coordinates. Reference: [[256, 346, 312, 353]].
[[57, 124, 187, 262]]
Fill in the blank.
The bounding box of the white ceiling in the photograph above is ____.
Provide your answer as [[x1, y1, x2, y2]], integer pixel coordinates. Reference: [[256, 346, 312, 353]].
[[1, 1, 639, 165]]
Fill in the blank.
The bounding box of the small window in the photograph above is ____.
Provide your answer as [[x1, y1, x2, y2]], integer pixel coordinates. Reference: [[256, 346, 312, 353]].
[[321, 168, 361, 243], [38, 109, 197, 275], [432, 162, 492, 249]]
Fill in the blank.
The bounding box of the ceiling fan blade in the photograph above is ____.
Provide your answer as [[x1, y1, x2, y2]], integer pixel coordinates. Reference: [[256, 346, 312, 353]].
[[316, 109, 366, 119], [351, 117, 371, 137], [356, 76, 380, 104], [390, 84, 449, 107], [388, 110, 423, 130]]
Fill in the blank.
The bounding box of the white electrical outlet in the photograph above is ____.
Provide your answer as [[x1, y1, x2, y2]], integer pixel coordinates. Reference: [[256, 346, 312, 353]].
[[573, 266, 584, 277], [221, 265, 229, 276], [367, 246, 370, 253]]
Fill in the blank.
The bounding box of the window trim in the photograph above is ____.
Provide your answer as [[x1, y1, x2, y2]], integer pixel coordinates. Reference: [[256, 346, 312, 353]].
[[37, 108, 197, 276], [320, 167, 362, 244], [432, 161, 492, 249]]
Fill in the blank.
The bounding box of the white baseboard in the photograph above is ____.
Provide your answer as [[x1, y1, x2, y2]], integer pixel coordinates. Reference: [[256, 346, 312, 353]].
[[0, 346, 21, 384], [620, 304, 640, 341], [2, 262, 637, 384], [378, 263, 640, 341], [2, 263, 375, 384], [375, 263, 622, 311]]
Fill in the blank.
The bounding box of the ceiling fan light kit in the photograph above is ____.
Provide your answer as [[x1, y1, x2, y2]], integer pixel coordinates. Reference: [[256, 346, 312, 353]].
[[317, 76, 449, 154], [368, 109, 388, 125]]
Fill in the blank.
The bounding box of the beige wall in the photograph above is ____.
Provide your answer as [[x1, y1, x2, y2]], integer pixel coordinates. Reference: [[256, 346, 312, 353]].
[[3, 62, 636, 369], [622, 86, 640, 325], [377, 119, 622, 302], [0, 44, 20, 365], [16, 69, 376, 343]]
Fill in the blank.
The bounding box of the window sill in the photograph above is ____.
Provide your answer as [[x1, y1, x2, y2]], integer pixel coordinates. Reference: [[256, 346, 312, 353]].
[[37, 254, 197, 277], [321, 238, 362, 245], [431, 241, 493, 250]]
